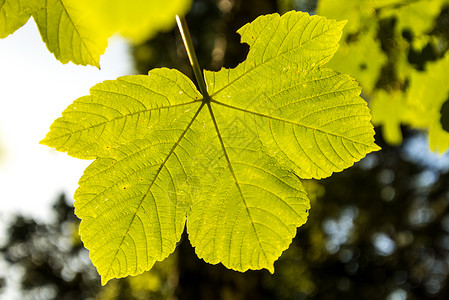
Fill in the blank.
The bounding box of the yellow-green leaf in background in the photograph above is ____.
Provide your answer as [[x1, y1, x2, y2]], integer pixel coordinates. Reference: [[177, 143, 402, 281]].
[[0, 0, 37, 38], [80, 0, 192, 44], [318, 0, 449, 153], [380, 0, 446, 38], [33, 0, 108, 67], [406, 51, 449, 153], [41, 11, 379, 284], [1, 0, 192, 66], [316, 0, 398, 37], [0, 0, 107, 67], [371, 90, 411, 145], [326, 24, 387, 94]]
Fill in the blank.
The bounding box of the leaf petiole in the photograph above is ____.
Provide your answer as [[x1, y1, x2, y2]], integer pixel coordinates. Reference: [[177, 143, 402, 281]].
[[176, 15, 210, 102]]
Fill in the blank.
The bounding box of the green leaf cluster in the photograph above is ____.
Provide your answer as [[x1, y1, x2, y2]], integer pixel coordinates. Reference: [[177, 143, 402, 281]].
[[317, 0, 449, 152], [41, 11, 379, 284], [0, 0, 191, 67]]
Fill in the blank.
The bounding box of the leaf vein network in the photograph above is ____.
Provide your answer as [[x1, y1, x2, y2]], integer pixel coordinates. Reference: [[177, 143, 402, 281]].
[[212, 100, 374, 147], [101, 103, 205, 278], [58, 0, 95, 62], [207, 103, 270, 266], [48, 101, 199, 144], [209, 17, 338, 96]]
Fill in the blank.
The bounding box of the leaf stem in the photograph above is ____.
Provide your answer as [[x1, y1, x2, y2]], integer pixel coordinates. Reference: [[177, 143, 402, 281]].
[[176, 15, 210, 102]]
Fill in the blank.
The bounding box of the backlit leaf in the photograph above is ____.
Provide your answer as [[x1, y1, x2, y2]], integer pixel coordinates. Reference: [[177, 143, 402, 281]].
[[1, 0, 192, 66], [325, 25, 387, 95], [0, 0, 107, 67], [81, 0, 192, 43], [32, 0, 107, 67], [316, 0, 398, 36], [0, 0, 36, 38], [406, 52, 449, 153], [41, 11, 379, 284], [380, 0, 446, 38], [371, 90, 411, 145]]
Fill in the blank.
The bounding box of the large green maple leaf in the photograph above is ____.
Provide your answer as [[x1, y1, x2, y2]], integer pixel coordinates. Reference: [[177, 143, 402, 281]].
[[41, 11, 379, 284]]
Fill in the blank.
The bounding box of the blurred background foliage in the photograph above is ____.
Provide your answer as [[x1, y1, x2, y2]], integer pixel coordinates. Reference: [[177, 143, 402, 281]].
[[1, 0, 449, 299], [317, 0, 449, 153]]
